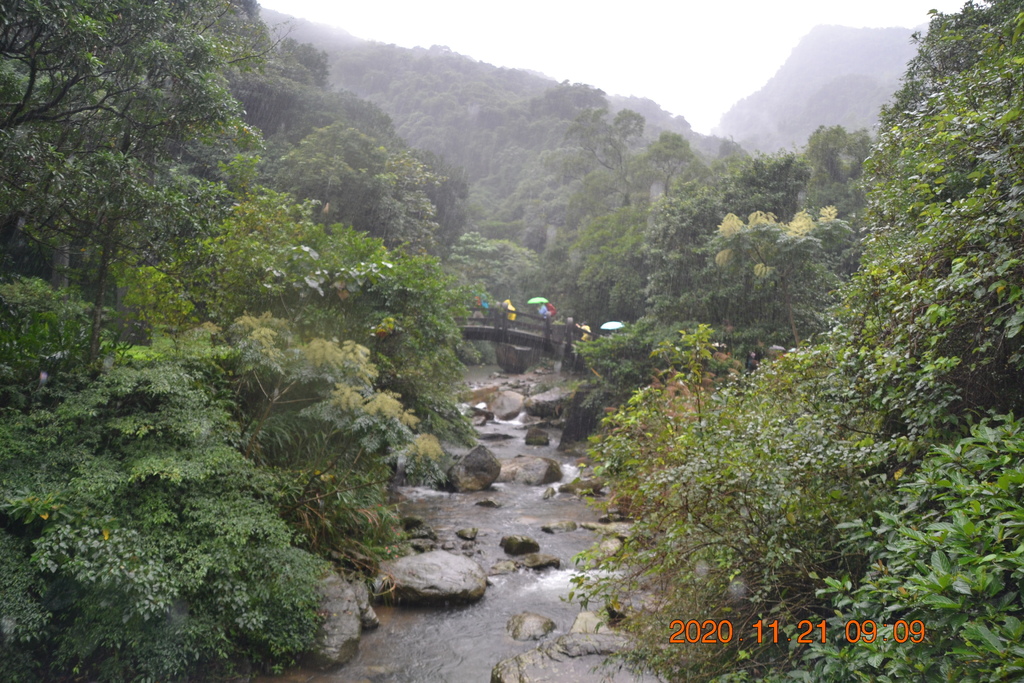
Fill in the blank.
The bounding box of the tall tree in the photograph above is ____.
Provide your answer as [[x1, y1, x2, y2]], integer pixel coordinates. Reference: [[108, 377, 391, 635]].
[[0, 0, 261, 359]]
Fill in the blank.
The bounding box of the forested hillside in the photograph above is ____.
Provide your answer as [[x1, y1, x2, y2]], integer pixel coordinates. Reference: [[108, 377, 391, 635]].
[[4, 0, 1019, 680], [576, 2, 1024, 681], [716, 25, 918, 152], [0, 1, 471, 679]]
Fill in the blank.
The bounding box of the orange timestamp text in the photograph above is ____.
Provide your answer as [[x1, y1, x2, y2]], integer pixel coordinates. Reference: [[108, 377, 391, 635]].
[[668, 618, 927, 644]]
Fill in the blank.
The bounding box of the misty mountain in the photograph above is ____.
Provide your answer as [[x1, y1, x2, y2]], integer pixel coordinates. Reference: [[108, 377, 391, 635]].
[[260, 8, 728, 214], [715, 25, 918, 153]]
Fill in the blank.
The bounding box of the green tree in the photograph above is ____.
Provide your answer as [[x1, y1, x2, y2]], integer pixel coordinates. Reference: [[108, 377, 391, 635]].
[[275, 121, 445, 250], [0, 0, 261, 360], [804, 125, 872, 218]]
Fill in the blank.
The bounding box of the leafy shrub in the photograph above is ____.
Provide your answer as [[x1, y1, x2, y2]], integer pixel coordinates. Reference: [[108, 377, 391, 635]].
[[573, 328, 885, 681], [0, 357, 326, 680], [797, 416, 1024, 681]]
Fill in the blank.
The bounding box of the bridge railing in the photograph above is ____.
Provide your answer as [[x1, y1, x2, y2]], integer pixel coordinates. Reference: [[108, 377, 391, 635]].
[[457, 306, 590, 347]]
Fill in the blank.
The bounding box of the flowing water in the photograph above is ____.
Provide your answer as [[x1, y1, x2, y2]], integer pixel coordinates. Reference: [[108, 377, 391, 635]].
[[263, 366, 640, 682]]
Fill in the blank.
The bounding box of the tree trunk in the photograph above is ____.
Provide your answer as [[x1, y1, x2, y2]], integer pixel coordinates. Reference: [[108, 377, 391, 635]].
[[51, 243, 69, 289], [89, 240, 111, 363]]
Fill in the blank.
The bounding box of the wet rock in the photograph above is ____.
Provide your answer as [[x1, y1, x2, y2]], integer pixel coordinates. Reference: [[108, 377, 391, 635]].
[[441, 541, 456, 550], [478, 432, 514, 441], [597, 536, 623, 558], [557, 387, 603, 451], [381, 550, 487, 605], [489, 560, 518, 575], [351, 580, 379, 630], [500, 535, 540, 555], [524, 387, 570, 419], [524, 427, 550, 446], [475, 498, 502, 508], [558, 477, 606, 496], [496, 455, 562, 486], [446, 444, 501, 492], [490, 632, 630, 683], [580, 521, 632, 537], [301, 574, 363, 669], [570, 611, 609, 634], [456, 527, 478, 540], [489, 390, 526, 420], [541, 520, 577, 534], [599, 511, 627, 523], [408, 538, 435, 553], [401, 515, 428, 532], [507, 612, 556, 641], [521, 553, 561, 570], [542, 487, 557, 500]]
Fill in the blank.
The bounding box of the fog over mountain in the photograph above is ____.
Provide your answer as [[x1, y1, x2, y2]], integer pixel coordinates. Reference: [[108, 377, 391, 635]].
[[714, 25, 919, 153]]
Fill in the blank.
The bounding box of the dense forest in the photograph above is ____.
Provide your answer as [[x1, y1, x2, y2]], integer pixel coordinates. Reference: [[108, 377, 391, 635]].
[[1, 0, 1022, 680]]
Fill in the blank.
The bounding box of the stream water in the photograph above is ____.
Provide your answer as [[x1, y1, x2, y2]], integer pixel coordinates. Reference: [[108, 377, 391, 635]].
[[263, 366, 647, 683]]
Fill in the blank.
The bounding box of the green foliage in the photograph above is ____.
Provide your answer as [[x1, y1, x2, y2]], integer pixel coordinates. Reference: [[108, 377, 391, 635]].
[[0, 356, 325, 680], [840, 0, 1024, 442], [574, 333, 882, 681], [446, 231, 540, 302], [575, 318, 677, 409], [804, 125, 872, 219], [797, 416, 1024, 681]]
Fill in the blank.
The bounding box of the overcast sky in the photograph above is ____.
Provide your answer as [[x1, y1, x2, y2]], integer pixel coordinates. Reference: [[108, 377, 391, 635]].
[[256, 0, 969, 134]]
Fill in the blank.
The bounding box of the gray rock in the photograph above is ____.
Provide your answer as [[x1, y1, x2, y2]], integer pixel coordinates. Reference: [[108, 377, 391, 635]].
[[489, 390, 526, 420], [490, 632, 631, 683], [558, 477, 606, 496], [521, 553, 561, 570], [351, 580, 379, 630], [446, 445, 501, 492], [475, 498, 502, 508], [301, 574, 363, 669], [524, 387, 570, 419], [489, 560, 518, 575], [524, 427, 550, 446], [497, 455, 563, 486], [569, 611, 608, 634], [580, 521, 632, 537], [541, 520, 577, 534], [507, 612, 556, 641], [456, 527, 478, 540], [598, 537, 623, 558], [500, 534, 540, 555], [542, 487, 557, 500], [408, 538, 435, 553], [381, 550, 487, 605]]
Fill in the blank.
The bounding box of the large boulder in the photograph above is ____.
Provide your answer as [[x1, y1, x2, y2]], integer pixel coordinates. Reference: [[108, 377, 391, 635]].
[[489, 391, 526, 420], [382, 550, 487, 605], [524, 387, 570, 418], [557, 387, 603, 450], [500, 534, 540, 555], [497, 455, 563, 486], [447, 445, 501, 492], [507, 612, 556, 641], [490, 632, 631, 683], [301, 574, 364, 669]]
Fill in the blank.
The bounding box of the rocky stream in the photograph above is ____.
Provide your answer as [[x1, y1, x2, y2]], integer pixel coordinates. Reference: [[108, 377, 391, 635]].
[[259, 365, 656, 683]]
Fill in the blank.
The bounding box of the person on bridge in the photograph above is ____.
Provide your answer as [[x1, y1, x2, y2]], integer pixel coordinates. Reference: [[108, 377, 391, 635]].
[[501, 299, 516, 321]]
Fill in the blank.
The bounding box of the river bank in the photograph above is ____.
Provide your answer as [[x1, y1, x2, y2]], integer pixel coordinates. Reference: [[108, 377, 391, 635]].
[[260, 365, 653, 682]]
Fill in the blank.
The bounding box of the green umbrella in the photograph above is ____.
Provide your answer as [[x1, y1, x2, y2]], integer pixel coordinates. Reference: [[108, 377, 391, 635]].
[[527, 297, 549, 304]]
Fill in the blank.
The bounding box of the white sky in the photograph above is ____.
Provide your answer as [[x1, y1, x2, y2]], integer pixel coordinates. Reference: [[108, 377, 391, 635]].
[[256, 0, 969, 135]]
